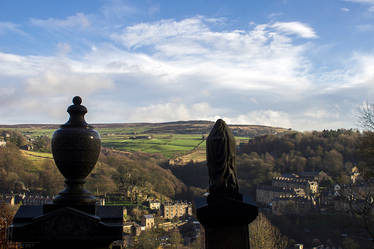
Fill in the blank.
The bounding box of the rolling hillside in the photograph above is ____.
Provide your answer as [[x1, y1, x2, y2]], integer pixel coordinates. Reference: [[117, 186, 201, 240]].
[[1, 121, 289, 159]]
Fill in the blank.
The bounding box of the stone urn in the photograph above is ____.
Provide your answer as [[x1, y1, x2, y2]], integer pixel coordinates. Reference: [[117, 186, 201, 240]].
[[52, 96, 101, 205]]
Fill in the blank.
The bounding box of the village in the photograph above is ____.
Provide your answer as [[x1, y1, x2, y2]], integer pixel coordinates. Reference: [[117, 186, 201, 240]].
[[0, 189, 199, 248], [256, 167, 364, 216], [1, 164, 372, 248]]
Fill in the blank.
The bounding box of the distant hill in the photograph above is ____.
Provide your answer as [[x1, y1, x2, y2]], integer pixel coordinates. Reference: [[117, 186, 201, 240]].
[[0, 120, 290, 137]]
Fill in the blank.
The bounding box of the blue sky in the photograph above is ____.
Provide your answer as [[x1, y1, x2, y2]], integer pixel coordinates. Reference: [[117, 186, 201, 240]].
[[1, 0, 374, 130]]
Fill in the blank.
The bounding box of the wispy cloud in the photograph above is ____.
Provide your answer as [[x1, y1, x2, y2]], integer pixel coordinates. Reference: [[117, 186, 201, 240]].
[[100, 0, 138, 19], [356, 24, 374, 31], [111, 17, 315, 93], [0, 15, 370, 130], [271, 22, 318, 38], [0, 22, 27, 36], [345, 0, 374, 11], [30, 13, 91, 30]]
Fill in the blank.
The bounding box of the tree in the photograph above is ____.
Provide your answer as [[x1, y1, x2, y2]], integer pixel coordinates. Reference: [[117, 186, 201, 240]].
[[342, 237, 360, 249], [339, 102, 374, 245], [0, 203, 18, 248], [249, 213, 288, 249], [135, 229, 161, 249], [168, 229, 183, 249], [340, 184, 374, 245], [359, 102, 374, 131], [357, 102, 374, 178], [32, 135, 51, 152]]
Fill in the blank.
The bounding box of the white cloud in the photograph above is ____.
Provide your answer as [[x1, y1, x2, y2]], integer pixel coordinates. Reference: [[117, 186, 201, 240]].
[[0, 15, 368, 130], [345, 0, 374, 11], [109, 17, 315, 93], [98, 102, 292, 129], [26, 68, 114, 96], [341, 7, 350, 12], [0, 22, 26, 36], [30, 13, 90, 29], [127, 102, 222, 122], [101, 0, 138, 19], [304, 109, 339, 119], [271, 22, 318, 38], [57, 42, 72, 54], [325, 53, 374, 91], [0, 88, 15, 97], [356, 24, 374, 31], [345, 0, 374, 3], [225, 110, 292, 128]]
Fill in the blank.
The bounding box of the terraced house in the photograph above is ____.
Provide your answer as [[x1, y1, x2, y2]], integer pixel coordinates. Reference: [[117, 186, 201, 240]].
[[161, 201, 193, 219]]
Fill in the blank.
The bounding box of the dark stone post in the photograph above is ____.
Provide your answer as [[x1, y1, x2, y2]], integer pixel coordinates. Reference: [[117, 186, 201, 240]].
[[9, 97, 123, 249], [196, 119, 258, 249]]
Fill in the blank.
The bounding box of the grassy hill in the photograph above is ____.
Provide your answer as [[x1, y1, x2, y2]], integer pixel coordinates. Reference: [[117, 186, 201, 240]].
[[1, 121, 289, 159]]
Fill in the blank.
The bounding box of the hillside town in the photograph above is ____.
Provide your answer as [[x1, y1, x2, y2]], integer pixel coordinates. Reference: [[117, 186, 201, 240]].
[[256, 168, 365, 216], [1, 166, 372, 248], [0, 190, 198, 248]]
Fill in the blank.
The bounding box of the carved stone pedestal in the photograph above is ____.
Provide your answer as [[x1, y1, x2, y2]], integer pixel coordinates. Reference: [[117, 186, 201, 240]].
[[196, 196, 258, 249], [10, 205, 123, 249]]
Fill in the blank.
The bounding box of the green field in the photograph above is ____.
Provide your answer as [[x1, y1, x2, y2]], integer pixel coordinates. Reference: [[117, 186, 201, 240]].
[[101, 133, 205, 158], [6, 123, 256, 159], [21, 150, 53, 162]]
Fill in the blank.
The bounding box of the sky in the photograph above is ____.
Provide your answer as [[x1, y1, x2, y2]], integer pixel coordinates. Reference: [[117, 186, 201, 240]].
[[0, 0, 374, 130]]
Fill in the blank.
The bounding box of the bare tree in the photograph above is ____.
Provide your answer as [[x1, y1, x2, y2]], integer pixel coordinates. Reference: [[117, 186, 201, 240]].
[[249, 212, 288, 249], [359, 102, 374, 131], [338, 102, 374, 243], [339, 186, 374, 243], [0, 203, 18, 248]]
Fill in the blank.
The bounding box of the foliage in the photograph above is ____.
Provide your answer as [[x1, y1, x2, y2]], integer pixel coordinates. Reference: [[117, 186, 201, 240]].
[[32, 135, 51, 152], [0, 144, 185, 198], [342, 237, 360, 249], [0, 203, 18, 247], [335, 102, 374, 245], [357, 131, 374, 179], [132, 228, 184, 249], [249, 213, 288, 249], [239, 129, 361, 184], [87, 149, 187, 198], [134, 229, 162, 249], [1, 130, 27, 147]]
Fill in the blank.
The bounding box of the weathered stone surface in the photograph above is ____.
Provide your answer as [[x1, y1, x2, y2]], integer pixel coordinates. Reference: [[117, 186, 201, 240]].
[[207, 119, 239, 196], [52, 96, 100, 205], [197, 119, 258, 249], [10, 206, 123, 249]]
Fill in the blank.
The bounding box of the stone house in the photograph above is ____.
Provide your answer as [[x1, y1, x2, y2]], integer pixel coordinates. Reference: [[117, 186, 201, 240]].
[[158, 221, 175, 231], [256, 185, 296, 205], [141, 214, 155, 230], [20, 144, 33, 151], [0, 195, 15, 205], [272, 176, 318, 195], [272, 196, 316, 215], [161, 201, 192, 219], [256, 175, 319, 206], [123, 222, 134, 234], [0, 139, 6, 147], [350, 166, 361, 184], [148, 200, 161, 210]]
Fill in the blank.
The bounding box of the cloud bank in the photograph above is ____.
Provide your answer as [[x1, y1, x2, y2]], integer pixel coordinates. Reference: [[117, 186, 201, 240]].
[[0, 14, 372, 130]]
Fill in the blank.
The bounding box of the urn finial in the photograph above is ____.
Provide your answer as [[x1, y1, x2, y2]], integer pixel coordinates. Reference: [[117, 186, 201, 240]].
[[52, 96, 101, 205], [63, 96, 88, 128]]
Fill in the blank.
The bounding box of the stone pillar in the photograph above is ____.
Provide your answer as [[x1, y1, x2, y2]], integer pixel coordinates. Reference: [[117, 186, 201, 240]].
[[9, 97, 123, 249], [196, 119, 258, 249], [197, 195, 258, 249]]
